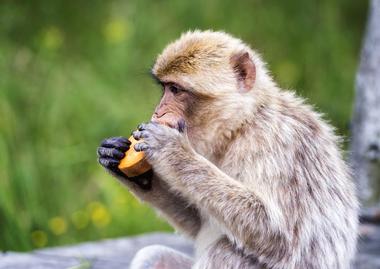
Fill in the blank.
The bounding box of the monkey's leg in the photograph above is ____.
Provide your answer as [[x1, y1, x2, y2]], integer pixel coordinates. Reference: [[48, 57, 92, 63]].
[[130, 245, 193, 269], [194, 237, 264, 269]]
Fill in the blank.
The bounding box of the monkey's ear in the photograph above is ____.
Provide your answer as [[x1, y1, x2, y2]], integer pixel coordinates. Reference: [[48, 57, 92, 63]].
[[230, 51, 256, 92]]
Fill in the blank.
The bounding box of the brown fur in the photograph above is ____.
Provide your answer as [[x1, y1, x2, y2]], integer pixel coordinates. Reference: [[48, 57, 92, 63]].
[[123, 30, 358, 269]]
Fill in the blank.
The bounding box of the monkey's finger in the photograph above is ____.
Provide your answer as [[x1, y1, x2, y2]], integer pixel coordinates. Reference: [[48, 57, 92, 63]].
[[97, 147, 125, 159], [139, 122, 160, 134], [137, 123, 149, 131], [101, 137, 131, 149], [98, 157, 120, 169], [102, 136, 130, 145], [100, 142, 130, 152], [134, 142, 149, 152], [132, 130, 150, 140], [132, 130, 141, 140]]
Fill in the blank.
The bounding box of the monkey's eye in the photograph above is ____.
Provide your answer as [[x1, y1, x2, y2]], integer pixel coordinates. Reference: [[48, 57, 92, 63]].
[[169, 84, 182, 94]]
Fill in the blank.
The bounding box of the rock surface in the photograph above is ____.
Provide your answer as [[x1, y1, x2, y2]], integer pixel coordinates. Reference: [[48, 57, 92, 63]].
[[0, 227, 379, 269], [354, 224, 380, 269], [0, 233, 193, 269]]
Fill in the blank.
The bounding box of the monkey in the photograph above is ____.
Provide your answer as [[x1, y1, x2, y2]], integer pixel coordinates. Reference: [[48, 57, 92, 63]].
[[97, 30, 358, 269]]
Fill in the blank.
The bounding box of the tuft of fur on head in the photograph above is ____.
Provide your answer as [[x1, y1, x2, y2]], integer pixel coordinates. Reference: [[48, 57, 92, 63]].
[[152, 30, 275, 96]]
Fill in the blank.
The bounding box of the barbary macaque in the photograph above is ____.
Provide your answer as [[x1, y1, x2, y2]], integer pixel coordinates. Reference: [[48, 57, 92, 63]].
[[97, 30, 358, 269]]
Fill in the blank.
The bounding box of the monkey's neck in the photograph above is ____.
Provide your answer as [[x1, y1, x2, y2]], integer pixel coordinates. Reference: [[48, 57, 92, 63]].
[[189, 98, 255, 164]]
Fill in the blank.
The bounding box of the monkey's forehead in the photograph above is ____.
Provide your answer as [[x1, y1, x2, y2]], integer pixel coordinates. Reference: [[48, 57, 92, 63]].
[[152, 30, 245, 78]]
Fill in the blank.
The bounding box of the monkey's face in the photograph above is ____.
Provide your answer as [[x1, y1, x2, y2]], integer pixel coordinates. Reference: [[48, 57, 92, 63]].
[[151, 82, 199, 132], [150, 31, 257, 144]]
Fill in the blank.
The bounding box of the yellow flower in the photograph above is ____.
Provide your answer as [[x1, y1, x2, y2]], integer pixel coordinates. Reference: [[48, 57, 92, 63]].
[[48, 216, 68, 235], [41, 26, 64, 50], [103, 19, 128, 44], [71, 210, 89, 230], [87, 201, 111, 228], [31, 230, 48, 248]]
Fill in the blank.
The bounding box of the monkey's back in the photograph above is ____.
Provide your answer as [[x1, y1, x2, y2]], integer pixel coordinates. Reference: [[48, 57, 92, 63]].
[[217, 88, 358, 269]]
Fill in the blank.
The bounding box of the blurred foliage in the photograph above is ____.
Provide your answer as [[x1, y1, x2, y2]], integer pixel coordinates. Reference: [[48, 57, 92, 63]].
[[0, 0, 368, 251]]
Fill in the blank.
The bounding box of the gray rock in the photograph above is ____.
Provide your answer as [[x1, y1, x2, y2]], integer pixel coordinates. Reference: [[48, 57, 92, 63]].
[[354, 224, 380, 269], [1, 226, 379, 269], [0, 233, 193, 269]]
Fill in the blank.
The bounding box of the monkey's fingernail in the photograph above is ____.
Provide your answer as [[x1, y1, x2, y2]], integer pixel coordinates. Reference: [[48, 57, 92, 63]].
[[132, 131, 140, 140], [138, 123, 146, 131]]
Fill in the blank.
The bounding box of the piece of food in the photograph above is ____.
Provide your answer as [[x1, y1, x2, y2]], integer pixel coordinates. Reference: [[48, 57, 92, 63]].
[[118, 135, 151, 177]]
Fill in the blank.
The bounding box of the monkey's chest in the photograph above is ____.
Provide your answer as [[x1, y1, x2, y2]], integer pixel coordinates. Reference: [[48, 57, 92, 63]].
[[194, 215, 223, 258]]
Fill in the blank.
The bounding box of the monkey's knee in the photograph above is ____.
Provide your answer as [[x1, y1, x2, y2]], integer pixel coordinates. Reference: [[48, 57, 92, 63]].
[[194, 238, 262, 269], [130, 245, 164, 269], [129, 244, 192, 269]]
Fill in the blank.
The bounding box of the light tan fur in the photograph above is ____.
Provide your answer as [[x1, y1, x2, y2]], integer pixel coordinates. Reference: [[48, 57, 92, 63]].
[[119, 30, 358, 269]]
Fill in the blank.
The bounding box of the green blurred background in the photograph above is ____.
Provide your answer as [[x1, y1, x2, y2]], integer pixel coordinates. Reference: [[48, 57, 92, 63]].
[[0, 0, 368, 251]]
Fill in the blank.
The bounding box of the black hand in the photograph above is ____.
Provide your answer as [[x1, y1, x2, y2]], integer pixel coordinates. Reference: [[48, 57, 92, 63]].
[[97, 136, 152, 190], [97, 136, 130, 177]]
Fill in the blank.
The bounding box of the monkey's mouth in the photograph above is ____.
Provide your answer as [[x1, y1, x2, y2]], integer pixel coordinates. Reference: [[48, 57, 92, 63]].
[[162, 119, 186, 133], [151, 113, 186, 133]]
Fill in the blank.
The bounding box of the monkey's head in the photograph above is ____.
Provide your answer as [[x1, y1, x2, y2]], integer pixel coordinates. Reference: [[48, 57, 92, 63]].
[[151, 30, 273, 149]]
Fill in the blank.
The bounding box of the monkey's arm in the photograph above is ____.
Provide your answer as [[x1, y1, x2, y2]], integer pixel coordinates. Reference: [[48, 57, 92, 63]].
[[98, 137, 201, 238], [118, 173, 202, 238], [135, 124, 288, 257], [158, 153, 285, 253]]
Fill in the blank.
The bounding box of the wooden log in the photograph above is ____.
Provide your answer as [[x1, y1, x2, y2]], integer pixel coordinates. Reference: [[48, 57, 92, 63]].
[[350, 0, 380, 207]]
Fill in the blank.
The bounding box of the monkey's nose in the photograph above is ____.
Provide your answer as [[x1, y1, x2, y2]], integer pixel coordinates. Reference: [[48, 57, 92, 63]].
[[151, 112, 167, 122], [157, 112, 167, 118], [151, 113, 179, 130]]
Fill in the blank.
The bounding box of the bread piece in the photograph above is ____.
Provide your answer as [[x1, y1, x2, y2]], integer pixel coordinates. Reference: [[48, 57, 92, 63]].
[[118, 136, 151, 177]]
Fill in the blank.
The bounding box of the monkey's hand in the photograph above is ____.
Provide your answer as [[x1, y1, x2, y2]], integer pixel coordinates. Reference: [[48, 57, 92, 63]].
[[97, 137, 152, 190], [132, 122, 194, 174]]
